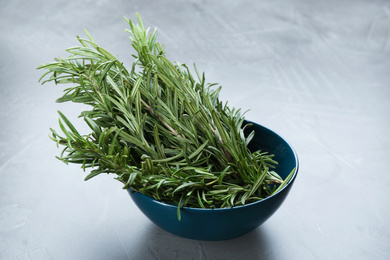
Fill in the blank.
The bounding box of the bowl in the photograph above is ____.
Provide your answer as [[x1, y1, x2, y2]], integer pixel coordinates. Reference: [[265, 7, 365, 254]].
[[128, 121, 299, 241]]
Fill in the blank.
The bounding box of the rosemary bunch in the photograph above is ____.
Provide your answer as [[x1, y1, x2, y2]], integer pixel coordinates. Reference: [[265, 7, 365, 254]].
[[38, 14, 291, 213]]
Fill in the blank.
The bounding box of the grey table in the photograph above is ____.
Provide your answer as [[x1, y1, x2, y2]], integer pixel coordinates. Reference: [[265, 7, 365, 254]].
[[1, 0, 389, 259]]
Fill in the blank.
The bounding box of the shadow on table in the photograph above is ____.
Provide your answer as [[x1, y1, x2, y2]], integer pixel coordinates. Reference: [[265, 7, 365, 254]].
[[128, 222, 276, 259]]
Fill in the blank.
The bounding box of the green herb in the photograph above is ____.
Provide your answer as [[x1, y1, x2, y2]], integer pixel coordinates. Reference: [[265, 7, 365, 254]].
[[38, 13, 293, 215]]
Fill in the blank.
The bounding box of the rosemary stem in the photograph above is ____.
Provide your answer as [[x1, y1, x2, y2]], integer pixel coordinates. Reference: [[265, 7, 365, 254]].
[[141, 99, 182, 137]]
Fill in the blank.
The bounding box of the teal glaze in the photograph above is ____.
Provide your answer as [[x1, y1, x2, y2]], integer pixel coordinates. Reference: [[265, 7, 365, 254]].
[[128, 121, 299, 241]]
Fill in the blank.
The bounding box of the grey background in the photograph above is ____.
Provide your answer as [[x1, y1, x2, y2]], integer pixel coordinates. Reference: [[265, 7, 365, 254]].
[[1, 0, 390, 259]]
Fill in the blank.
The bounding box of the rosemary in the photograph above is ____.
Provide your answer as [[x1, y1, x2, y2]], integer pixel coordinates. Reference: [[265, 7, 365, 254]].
[[38, 14, 292, 215]]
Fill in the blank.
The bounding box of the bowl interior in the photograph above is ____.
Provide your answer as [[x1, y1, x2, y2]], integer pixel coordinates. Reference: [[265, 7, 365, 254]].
[[244, 120, 298, 182]]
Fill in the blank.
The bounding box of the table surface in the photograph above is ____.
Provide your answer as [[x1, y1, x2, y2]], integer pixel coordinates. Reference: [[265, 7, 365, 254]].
[[1, 0, 389, 259]]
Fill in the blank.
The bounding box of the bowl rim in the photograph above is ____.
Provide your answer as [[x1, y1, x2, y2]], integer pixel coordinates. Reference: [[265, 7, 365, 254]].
[[129, 122, 299, 212]]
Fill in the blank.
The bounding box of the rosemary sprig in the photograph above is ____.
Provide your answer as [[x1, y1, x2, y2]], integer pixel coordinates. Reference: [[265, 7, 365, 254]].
[[38, 13, 292, 213]]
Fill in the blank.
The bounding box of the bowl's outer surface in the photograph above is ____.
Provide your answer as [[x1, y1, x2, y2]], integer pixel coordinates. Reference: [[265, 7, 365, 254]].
[[128, 121, 299, 241]]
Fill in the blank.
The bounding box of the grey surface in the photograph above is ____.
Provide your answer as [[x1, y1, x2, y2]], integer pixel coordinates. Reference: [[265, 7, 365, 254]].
[[1, 0, 390, 259]]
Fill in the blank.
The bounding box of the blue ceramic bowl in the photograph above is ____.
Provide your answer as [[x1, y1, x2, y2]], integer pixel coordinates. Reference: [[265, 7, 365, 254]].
[[128, 121, 299, 241]]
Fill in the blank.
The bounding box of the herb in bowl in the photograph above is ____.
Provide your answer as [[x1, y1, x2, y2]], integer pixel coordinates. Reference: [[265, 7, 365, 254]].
[[38, 13, 294, 219]]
